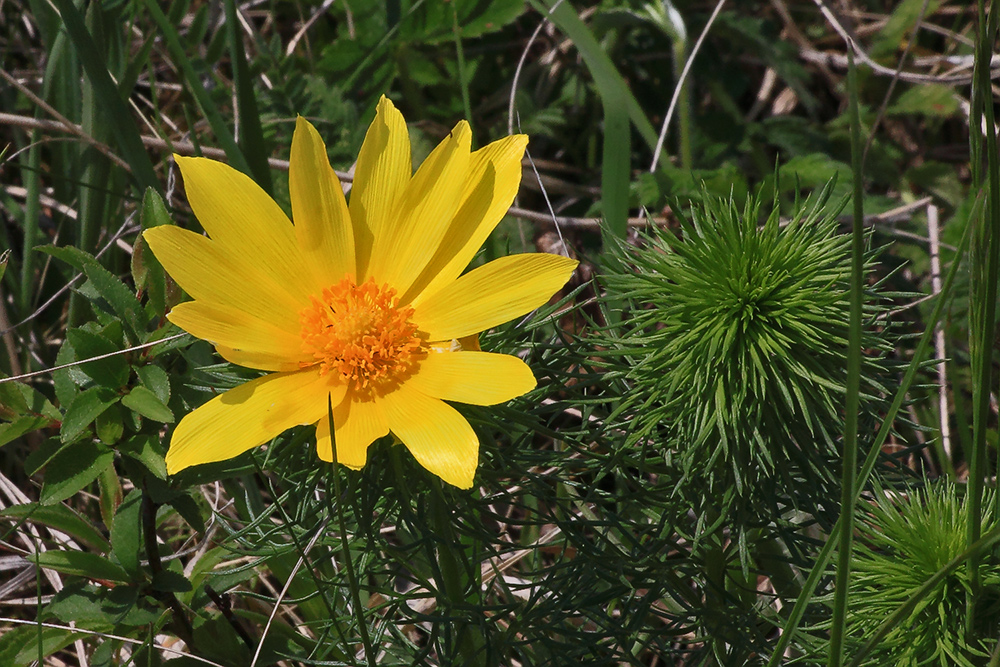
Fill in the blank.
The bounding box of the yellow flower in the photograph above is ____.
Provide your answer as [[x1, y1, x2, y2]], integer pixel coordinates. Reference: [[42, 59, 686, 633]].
[[144, 97, 577, 488]]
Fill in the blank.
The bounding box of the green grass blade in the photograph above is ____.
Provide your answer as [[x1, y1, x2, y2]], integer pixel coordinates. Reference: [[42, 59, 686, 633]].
[[138, 0, 252, 178], [224, 0, 272, 195], [532, 0, 663, 164], [49, 0, 160, 194], [827, 48, 864, 667], [967, 0, 1000, 631]]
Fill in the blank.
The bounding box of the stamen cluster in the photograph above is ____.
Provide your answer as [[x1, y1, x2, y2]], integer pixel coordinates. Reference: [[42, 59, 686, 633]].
[[300, 277, 424, 392]]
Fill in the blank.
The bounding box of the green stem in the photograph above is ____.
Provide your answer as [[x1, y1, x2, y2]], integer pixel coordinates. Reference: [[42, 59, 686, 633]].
[[325, 399, 376, 667], [429, 480, 485, 666], [827, 47, 865, 667]]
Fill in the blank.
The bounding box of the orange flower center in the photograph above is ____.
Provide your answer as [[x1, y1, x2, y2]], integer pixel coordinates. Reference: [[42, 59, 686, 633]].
[[299, 277, 424, 393]]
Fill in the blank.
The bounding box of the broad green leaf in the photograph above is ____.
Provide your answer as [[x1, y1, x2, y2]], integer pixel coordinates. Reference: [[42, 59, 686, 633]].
[[0, 503, 110, 552], [111, 489, 142, 578], [60, 386, 119, 443], [94, 403, 125, 445], [121, 385, 174, 423], [0, 625, 86, 667], [0, 415, 55, 449], [65, 325, 129, 389], [120, 434, 168, 480], [0, 377, 61, 421], [31, 549, 129, 583], [82, 262, 144, 341], [36, 244, 100, 273], [888, 83, 960, 118], [40, 441, 115, 505], [136, 364, 171, 404]]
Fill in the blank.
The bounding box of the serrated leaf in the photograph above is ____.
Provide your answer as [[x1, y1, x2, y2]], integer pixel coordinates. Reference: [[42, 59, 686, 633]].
[[60, 386, 119, 443], [0, 503, 110, 552], [121, 385, 174, 423], [95, 403, 125, 445], [119, 434, 168, 480], [36, 244, 100, 273], [136, 364, 171, 404], [152, 569, 192, 593], [140, 187, 172, 230], [66, 325, 130, 389], [41, 441, 115, 505], [0, 378, 61, 421], [0, 625, 86, 667], [82, 262, 144, 341], [32, 549, 129, 583], [0, 415, 55, 449], [111, 489, 142, 578]]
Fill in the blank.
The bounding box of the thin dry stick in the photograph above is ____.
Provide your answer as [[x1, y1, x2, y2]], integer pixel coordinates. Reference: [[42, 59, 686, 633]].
[[508, 0, 566, 135], [928, 203, 952, 465], [0, 333, 189, 385], [285, 0, 339, 56], [249, 518, 329, 667], [0, 618, 225, 666]]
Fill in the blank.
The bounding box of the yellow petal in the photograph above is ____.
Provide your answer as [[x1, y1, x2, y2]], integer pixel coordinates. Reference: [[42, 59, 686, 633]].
[[216, 346, 303, 372], [369, 121, 472, 296], [289, 117, 356, 287], [174, 155, 314, 300], [407, 351, 535, 405], [349, 96, 411, 280], [168, 301, 306, 364], [413, 253, 578, 341], [144, 226, 302, 330], [165, 369, 345, 474], [315, 394, 389, 468], [407, 135, 528, 304], [381, 383, 479, 489]]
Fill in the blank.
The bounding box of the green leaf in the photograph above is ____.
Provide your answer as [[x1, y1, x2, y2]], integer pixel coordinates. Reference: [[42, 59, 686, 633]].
[[120, 434, 168, 480], [888, 83, 960, 118], [111, 489, 142, 578], [36, 244, 100, 273], [0, 503, 110, 552], [136, 364, 171, 404], [0, 248, 9, 283], [94, 403, 125, 445], [60, 386, 119, 443], [82, 262, 144, 341], [152, 569, 192, 593], [0, 415, 56, 449], [0, 625, 86, 667], [0, 377, 61, 421], [134, 189, 170, 316], [41, 440, 115, 505], [66, 325, 130, 389], [31, 549, 130, 583], [121, 385, 174, 423]]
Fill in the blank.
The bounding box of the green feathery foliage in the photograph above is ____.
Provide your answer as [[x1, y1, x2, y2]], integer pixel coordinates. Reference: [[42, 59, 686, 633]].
[[843, 482, 1000, 666], [600, 183, 893, 523]]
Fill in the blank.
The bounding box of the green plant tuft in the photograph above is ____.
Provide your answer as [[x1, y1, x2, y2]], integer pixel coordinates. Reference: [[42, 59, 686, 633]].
[[844, 481, 1000, 666], [600, 183, 892, 521]]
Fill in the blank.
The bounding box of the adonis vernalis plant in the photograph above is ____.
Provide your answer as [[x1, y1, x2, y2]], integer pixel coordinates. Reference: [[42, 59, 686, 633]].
[[601, 184, 892, 520], [144, 96, 577, 488]]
